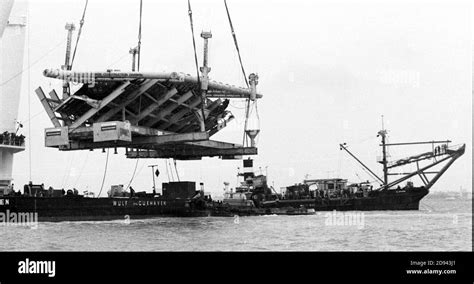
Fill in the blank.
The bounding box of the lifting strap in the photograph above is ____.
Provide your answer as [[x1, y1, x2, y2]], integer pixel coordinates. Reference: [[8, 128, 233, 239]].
[[70, 0, 88, 68], [188, 0, 201, 86], [224, 0, 253, 146], [188, 0, 207, 131], [224, 0, 249, 88], [137, 0, 143, 71]]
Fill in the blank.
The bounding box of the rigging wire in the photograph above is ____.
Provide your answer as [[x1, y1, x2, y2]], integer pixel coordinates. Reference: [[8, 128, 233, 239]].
[[125, 159, 140, 191], [70, 0, 88, 68], [223, 0, 257, 147], [60, 153, 75, 188], [135, 160, 147, 177], [20, 110, 45, 124], [187, 0, 201, 86], [168, 159, 175, 181], [359, 166, 381, 185], [164, 160, 171, 182], [97, 149, 110, 198], [337, 146, 342, 177], [342, 145, 382, 184], [187, 0, 209, 133], [229, 100, 247, 109], [173, 159, 180, 181], [137, 0, 143, 71], [242, 99, 250, 146], [0, 40, 64, 87], [254, 99, 261, 123], [73, 151, 90, 188], [62, 153, 77, 188], [27, 4, 32, 181], [224, 0, 249, 88], [106, 51, 131, 69]]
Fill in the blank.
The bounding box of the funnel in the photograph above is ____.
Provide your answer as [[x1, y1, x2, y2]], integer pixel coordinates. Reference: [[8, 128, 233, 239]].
[[245, 129, 260, 147]]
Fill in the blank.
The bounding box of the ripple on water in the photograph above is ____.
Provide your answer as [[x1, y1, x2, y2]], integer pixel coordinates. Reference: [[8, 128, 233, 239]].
[[0, 197, 471, 251]]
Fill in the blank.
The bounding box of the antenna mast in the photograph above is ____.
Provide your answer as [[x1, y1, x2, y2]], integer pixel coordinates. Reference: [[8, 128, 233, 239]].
[[378, 130, 389, 189], [377, 116, 389, 189]]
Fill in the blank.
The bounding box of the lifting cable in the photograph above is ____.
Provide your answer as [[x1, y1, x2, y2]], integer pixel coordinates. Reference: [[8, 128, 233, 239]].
[[137, 0, 143, 71], [125, 159, 140, 191], [0, 40, 63, 87], [70, 0, 88, 68], [168, 159, 175, 181], [164, 160, 171, 182], [187, 0, 208, 131], [73, 151, 90, 188], [242, 100, 250, 147], [224, 0, 249, 88], [60, 152, 76, 188], [97, 149, 110, 198], [187, 0, 201, 86], [224, 0, 256, 147], [173, 159, 180, 181]]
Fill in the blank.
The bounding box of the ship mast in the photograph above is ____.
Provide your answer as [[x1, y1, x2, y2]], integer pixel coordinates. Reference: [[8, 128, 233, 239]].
[[377, 115, 389, 189], [62, 23, 75, 99]]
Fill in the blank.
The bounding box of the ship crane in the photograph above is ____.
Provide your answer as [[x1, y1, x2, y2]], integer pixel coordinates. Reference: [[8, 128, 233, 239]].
[[380, 141, 465, 191], [340, 128, 465, 192]]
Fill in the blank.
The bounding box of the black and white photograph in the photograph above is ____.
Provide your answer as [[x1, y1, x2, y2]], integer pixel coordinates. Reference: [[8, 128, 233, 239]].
[[0, 0, 472, 282]]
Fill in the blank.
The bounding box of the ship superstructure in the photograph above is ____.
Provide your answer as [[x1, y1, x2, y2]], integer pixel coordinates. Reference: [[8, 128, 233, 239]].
[[0, 0, 27, 196]]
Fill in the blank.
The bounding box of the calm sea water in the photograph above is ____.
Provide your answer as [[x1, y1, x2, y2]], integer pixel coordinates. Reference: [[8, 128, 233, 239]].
[[1, 195, 471, 251]]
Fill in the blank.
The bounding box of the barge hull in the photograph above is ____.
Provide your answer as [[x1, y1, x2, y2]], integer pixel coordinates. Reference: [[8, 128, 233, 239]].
[[0, 196, 217, 221]]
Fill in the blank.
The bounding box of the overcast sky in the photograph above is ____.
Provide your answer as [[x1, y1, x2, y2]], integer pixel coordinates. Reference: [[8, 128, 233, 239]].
[[9, 0, 472, 196]]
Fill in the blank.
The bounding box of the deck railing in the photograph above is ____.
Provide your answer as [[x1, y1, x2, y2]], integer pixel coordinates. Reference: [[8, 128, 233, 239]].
[[0, 132, 25, 147]]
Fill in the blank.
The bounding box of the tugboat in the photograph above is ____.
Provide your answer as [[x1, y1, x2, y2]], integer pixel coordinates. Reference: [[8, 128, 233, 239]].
[[222, 159, 316, 215]]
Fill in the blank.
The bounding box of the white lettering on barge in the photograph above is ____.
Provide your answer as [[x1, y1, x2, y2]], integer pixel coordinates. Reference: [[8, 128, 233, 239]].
[[113, 200, 167, 207]]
